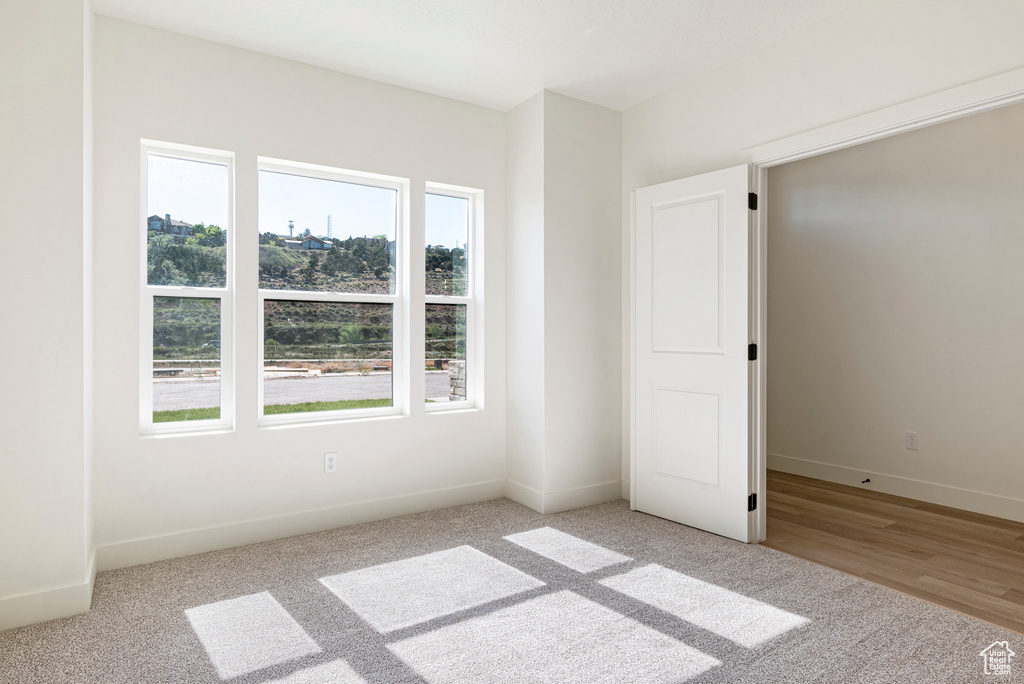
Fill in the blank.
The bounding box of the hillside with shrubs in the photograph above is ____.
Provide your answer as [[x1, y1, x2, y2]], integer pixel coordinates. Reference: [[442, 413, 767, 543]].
[[150, 228, 466, 363]]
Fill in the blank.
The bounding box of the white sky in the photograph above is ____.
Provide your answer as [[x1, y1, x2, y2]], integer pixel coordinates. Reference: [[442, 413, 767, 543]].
[[147, 154, 469, 249], [258, 170, 396, 240], [425, 192, 468, 250], [148, 154, 228, 229]]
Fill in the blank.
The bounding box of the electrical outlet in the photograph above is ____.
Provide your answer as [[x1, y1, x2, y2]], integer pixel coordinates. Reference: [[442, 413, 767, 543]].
[[905, 432, 919, 451], [324, 451, 338, 473]]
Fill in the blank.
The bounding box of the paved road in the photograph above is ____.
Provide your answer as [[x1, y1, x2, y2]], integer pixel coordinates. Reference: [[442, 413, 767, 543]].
[[153, 372, 453, 411]]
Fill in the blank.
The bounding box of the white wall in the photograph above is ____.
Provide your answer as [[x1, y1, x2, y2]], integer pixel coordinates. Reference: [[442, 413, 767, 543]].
[[621, 0, 1024, 489], [506, 91, 622, 512], [542, 93, 622, 500], [0, 0, 94, 630], [92, 17, 507, 567], [505, 93, 547, 502], [767, 101, 1024, 519]]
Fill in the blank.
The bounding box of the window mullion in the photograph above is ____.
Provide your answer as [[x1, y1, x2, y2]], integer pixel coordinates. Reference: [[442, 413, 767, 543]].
[[424, 295, 471, 305], [260, 289, 398, 305], [148, 286, 227, 298]]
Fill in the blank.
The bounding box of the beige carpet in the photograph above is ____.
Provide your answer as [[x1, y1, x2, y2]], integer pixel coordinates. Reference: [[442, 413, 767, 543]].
[[0, 499, 1019, 683]]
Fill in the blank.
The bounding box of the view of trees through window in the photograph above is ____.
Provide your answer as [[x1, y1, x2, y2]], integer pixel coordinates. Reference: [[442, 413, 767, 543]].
[[147, 152, 229, 425], [425, 304, 467, 402], [258, 170, 397, 295], [259, 232, 394, 293], [425, 193, 469, 297], [147, 155, 228, 288], [425, 192, 471, 403], [263, 300, 394, 414], [258, 168, 399, 416], [152, 297, 222, 423], [146, 149, 479, 428]]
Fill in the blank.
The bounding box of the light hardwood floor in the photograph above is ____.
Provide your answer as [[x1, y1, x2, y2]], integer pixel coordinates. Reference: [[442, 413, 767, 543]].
[[763, 469, 1024, 634]]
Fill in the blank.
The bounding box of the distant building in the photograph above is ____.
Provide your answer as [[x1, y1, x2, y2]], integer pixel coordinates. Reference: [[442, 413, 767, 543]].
[[284, 235, 332, 250], [148, 213, 194, 236]]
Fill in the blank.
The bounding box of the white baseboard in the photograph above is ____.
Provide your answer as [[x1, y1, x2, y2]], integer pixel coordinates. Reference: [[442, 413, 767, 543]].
[[544, 480, 622, 513], [505, 479, 545, 512], [0, 550, 95, 632], [96, 479, 505, 572], [504, 479, 622, 514], [768, 452, 1024, 524], [621, 479, 630, 501]]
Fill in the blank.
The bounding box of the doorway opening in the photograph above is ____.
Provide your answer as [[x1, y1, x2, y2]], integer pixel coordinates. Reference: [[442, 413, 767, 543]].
[[756, 98, 1024, 634], [629, 70, 1024, 555]]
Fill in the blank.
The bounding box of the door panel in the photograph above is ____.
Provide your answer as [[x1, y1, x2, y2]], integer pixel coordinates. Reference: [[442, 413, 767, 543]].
[[654, 388, 720, 486], [632, 164, 753, 542], [652, 196, 723, 353]]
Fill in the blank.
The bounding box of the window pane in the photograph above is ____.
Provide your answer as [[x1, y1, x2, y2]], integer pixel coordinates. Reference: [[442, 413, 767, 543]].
[[425, 193, 469, 296], [147, 154, 228, 287], [153, 297, 221, 423], [264, 300, 393, 414], [258, 170, 397, 295], [425, 304, 467, 403]]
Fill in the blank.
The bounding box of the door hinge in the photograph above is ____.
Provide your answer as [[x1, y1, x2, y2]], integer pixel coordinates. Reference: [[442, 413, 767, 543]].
[[748, 192, 758, 210], [748, 343, 757, 361], [748, 493, 757, 512]]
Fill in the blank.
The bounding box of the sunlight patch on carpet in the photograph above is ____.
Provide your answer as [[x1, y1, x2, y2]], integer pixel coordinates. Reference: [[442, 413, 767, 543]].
[[388, 590, 719, 683], [503, 527, 632, 572], [600, 564, 810, 648], [264, 659, 366, 683], [185, 592, 321, 679], [320, 545, 544, 632]]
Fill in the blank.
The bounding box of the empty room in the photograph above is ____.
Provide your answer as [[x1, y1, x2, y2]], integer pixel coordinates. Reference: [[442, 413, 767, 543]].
[[2, 1, 1023, 682]]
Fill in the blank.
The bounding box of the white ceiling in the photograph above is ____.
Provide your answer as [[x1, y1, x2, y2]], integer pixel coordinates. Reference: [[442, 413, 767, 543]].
[[94, 0, 864, 112]]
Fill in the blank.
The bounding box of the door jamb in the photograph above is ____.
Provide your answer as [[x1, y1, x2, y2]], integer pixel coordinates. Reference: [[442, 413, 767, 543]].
[[748, 166, 767, 541]]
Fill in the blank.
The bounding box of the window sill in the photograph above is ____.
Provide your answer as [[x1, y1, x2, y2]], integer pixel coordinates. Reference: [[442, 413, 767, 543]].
[[257, 408, 406, 430], [424, 403, 482, 415], [141, 423, 234, 439]]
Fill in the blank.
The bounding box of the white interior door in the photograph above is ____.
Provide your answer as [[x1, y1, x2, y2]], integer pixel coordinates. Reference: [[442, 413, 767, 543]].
[[631, 164, 757, 543]]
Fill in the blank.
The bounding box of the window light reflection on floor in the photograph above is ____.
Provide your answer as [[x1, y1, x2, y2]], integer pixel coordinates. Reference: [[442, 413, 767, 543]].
[[503, 526, 632, 572], [319, 545, 544, 632], [600, 564, 810, 648], [263, 659, 367, 684], [388, 590, 721, 684], [184, 591, 321, 679]]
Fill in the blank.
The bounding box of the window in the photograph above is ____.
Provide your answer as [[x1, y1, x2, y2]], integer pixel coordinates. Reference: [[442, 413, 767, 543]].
[[257, 159, 407, 423], [425, 185, 480, 408], [141, 143, 233, 434], [140, 145, 482, 431]]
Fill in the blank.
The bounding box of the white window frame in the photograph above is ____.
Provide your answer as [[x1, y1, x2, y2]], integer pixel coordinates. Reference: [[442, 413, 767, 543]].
[[424, 182, 484, 412], [140, 141, 235, 436], [257, 157, 409, 427]]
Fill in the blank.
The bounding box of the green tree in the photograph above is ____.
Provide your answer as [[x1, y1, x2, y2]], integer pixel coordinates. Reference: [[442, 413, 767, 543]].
[[203, 225, 225, 247], [299, 252, 320, 284], [338, 323, 363, 344]]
